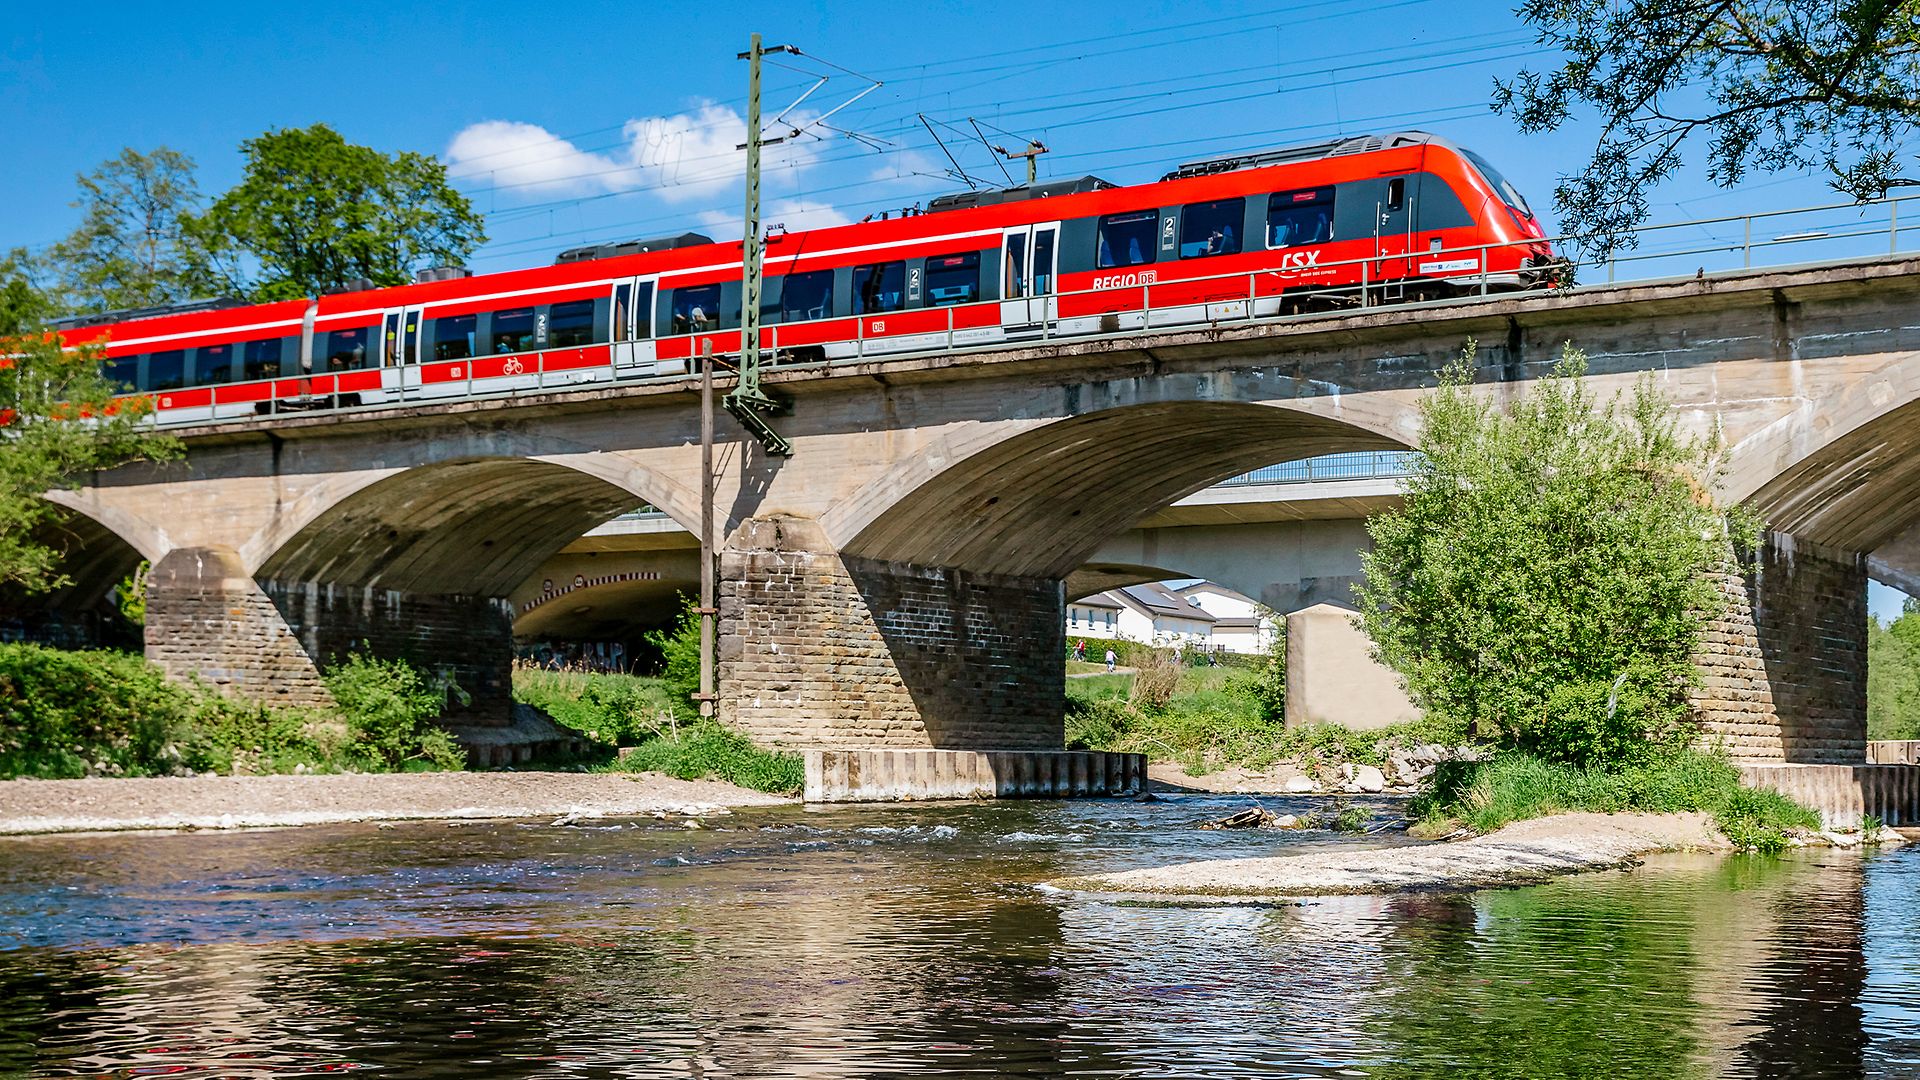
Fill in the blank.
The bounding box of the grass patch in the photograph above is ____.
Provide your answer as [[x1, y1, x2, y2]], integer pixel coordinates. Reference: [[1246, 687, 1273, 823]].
[[512, 663, 687, 745], [515, 664, 800, 796], [1413, 749, 1820, 852], [600, 723, 803, 796], [1065, 662, 1458, 774]]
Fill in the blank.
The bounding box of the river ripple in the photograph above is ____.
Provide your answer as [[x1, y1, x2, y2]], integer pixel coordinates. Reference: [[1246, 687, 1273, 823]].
[[0, 793, 1913, 1078]]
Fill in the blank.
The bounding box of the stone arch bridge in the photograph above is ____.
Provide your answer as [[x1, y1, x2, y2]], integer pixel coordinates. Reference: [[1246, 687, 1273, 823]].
[[36, 258, 1920, 765]]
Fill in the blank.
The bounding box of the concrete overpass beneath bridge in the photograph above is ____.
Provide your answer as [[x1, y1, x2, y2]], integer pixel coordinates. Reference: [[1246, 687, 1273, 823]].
[[37, 256, 1920, 766]]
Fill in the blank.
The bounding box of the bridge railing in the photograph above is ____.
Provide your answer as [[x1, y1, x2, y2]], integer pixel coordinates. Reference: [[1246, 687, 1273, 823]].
[[151, 191, 1920, 429], [1216, 451, 1420, 487]]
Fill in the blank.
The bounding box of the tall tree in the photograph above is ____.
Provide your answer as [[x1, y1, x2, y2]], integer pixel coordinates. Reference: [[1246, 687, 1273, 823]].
[[1356, 343, 1755, 767], [0, 248, 57, 334], [0, 324, 178, 594], [47, 148, 205, 314], [186, 124, 486, 300], [1496, 0, 1920, 257]]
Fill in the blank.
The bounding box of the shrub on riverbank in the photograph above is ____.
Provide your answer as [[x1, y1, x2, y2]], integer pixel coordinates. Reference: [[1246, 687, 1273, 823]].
[[602, 723, 804, 796], [1413, 750, 1820, 853], [513, 663, 688, 744], [0, 642, 465, 779], [1356, 344, 1756, 768], [1065, 663, 1454, 774], [514, 665, 801, 795]]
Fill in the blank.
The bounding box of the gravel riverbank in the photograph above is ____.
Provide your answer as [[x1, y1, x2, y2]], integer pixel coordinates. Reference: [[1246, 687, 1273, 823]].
[[1055, 812, 1735, 898], [0, 771, 791, 835]]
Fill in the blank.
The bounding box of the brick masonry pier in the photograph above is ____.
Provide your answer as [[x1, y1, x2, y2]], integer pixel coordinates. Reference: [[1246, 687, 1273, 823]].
[[804, 749, 1148, 802]]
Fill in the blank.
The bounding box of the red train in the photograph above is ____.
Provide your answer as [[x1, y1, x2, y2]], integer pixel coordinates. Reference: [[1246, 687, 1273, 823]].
[[56, 130, 1554, 425]]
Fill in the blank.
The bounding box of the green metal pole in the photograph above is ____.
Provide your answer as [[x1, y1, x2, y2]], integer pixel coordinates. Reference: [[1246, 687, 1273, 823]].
[[723, 32, 792, 456], [739, 31, 764, 403]]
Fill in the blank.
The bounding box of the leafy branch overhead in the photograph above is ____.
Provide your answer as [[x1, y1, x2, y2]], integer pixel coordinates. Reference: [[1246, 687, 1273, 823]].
[[1496, 0, 1920, 256]]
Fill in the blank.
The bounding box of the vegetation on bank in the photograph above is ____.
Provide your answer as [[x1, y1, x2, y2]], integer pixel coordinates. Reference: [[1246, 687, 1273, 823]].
[[511, 600, 804, 796], [513, 665, 804, 797], [1412, 751, 1821, 854], [0, 642, 464, 779]]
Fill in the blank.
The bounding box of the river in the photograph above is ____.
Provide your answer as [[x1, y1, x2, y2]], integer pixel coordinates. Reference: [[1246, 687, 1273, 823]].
[[0, 792, 1914, 1077]]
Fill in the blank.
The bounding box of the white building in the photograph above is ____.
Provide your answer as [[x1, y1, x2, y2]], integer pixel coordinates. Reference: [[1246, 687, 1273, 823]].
[[1177, 580, 1278, 654], [1064, 580, 1275, 655]]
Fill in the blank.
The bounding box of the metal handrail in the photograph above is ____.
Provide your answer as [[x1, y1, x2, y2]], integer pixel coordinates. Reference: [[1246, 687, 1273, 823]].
[[148, 190, 1920, 428], [1216, 451, 1419, 487]]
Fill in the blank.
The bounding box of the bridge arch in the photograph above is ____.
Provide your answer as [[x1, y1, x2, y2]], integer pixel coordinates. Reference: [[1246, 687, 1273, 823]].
[[254, 456, 654, 597], [832, 400, 1405, 579]]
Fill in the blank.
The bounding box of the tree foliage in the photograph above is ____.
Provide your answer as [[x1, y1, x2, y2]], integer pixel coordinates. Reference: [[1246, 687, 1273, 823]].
[[0, 249, 57, 334], [1356, 343, 1753, 768], [186, 124, 486, 301], [1868, 602, 1920, 740], [1496, 0, 1920, 256], [0, 329, 177, 593], [47, 147, 204, 314]]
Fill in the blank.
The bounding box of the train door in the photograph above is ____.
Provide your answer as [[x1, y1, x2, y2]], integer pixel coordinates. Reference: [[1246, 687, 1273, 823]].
[[1371, 177, 1414, 299], [612, 279, 661, 374], [998, 223, 1059, 330], [394, 304, 426, 398]]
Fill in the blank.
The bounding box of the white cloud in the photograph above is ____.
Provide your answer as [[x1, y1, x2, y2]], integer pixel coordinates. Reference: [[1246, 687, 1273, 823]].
[[445, 101, 828, 203]]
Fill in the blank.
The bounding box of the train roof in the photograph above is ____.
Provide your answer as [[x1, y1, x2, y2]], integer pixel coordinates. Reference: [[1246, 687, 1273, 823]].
[[1160, 130, 1458, 181]]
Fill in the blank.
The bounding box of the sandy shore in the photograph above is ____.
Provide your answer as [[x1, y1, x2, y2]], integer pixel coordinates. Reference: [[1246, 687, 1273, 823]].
[[0, 771, 791, 835], [1055, 811, 1733, 898]]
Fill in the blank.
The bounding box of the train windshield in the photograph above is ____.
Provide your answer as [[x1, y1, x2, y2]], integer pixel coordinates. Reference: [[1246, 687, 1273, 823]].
[[1462, 149, 1535, 220]]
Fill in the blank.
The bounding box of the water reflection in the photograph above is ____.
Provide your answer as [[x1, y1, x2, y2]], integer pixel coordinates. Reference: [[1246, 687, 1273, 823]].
[[0, 797, 1913, 1077]]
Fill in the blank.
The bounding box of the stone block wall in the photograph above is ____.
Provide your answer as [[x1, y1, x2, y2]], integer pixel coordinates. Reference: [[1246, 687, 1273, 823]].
[[718, 516, 1065, 749], [145, 547, 334, 709], [1693, 534, 1867, 764], [263, 582, 517, 726]]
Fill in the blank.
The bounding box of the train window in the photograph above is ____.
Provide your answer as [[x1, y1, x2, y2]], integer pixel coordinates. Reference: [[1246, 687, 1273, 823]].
[[1462, 148, 1535, 219], [1097, 211, 1158, 268], [613, 284, 631, 342], [779, 270, 834, 323], [1386, 177, 1406, 212], [434, 315, 476, 362], [548, 300, 598, 348], [193, 343, 234, 385], [1268, 188, 1335, 248], [243, 338, 285, 380], [1180, 198, 1244, 259], [490, 307, 536, 354], [322, 327, 370, 371], [1004, 234, 1027, 298], [671, 285, 722, 334], [1033, 231, 1055, 295], [148, 350, 186, 390], [102, 355, 140, 392], [925, 252, 980, 307], [853, 262, 905, 314]]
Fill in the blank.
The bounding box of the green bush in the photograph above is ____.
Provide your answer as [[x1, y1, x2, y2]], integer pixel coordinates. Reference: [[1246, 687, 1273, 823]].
[[321, 652, 466, 771], [608, 723, 803, 795], [1413, 749, 1820, 851], [513, 664, 686, 745], [0, 642, 466, 778], [643, 594, 703, 708], [0, 643, 190, 778], [1356, 343, 1755, 768], [1868, 607, 1920, 741]]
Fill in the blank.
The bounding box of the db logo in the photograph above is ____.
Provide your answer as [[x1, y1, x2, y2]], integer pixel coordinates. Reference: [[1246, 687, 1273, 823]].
[[503, 358, 525, 375], [870, 319, 885, 333], [159, 396, 172, 408]]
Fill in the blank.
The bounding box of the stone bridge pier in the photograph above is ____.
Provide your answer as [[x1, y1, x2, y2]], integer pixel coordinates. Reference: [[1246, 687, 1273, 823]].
[[717, 516, 1065, 749]]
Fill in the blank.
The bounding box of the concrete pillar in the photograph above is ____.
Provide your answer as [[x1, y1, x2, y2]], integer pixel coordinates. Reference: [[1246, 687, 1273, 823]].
[[1284, 602, 1420, 730], [144, 546, 334, 709], [1693, 532, 1867, 764], [717, 515, 1066, 749]]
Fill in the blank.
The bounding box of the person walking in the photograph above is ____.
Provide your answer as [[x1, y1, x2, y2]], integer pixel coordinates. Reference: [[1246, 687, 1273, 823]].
[[1104, 647, 1117, 673]]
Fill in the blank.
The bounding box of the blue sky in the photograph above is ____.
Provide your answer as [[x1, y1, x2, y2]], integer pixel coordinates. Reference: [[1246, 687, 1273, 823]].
[[3, 1, 1908, 616]]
